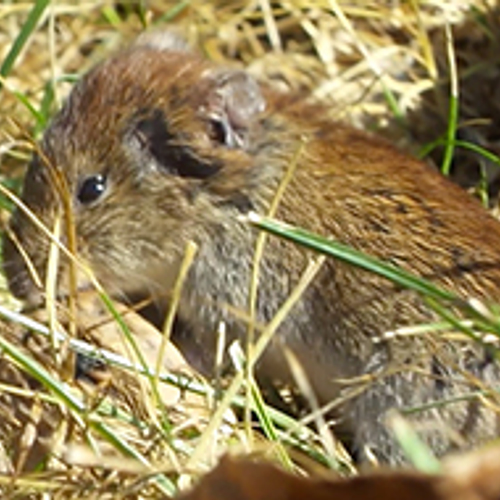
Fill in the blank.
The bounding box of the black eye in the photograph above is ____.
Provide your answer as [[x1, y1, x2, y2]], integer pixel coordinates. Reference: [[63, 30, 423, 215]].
[[77, 174, 107, 205]]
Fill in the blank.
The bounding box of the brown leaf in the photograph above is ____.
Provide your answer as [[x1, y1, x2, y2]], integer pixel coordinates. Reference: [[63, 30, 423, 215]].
[[178, 447, 500, 500]]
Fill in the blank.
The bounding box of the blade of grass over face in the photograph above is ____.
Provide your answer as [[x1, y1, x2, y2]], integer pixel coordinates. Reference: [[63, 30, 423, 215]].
[[0, 0, 51, 85]]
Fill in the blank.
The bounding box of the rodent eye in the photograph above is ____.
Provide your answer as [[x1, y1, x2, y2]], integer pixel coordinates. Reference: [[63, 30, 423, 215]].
[[77, 174, 107, 205]]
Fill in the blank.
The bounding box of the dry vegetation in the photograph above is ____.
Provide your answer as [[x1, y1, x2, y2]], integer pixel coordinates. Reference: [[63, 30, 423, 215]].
[[1, 0, 500, 498]]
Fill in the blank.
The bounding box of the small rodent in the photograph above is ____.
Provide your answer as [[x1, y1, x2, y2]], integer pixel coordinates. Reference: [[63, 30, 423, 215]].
[[4, 32, 500, 464]]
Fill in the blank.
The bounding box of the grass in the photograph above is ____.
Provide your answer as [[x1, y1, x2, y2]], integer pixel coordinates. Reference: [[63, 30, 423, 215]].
[[1, 0, 500, 497]]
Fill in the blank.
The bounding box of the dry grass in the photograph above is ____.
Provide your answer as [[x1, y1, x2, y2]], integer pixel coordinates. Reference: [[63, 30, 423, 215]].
[[1, 0, 500, 497]]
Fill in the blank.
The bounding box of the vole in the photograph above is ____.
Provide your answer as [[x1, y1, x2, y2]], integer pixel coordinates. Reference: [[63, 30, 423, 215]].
[[4, 31, 500, 464]]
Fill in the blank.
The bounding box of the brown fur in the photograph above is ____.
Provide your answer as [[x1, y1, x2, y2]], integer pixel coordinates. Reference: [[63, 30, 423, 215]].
[[4, 32, 500, 463]]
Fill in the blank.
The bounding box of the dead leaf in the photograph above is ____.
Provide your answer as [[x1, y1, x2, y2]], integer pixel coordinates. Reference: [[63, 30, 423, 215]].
[[178, 447, 500, 500]]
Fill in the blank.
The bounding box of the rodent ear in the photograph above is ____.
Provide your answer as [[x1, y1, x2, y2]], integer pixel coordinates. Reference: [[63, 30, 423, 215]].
[[199, 69, 266, 149], [127, 109, 221, 179]]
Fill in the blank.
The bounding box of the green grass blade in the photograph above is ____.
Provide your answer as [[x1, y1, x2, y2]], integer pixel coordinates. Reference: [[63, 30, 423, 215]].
[[0, 0, 51, 83], [419, 138, 500, 177], [440, 24, 459, 176], [440, 94, 459, 176], [0, 330, 85, 413], [155, 0, 191, 24], [248, 213, 458, 303]]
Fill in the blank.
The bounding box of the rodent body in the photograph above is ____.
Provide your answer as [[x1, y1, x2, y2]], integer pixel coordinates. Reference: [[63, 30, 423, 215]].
[[4, 32, 500, 463]]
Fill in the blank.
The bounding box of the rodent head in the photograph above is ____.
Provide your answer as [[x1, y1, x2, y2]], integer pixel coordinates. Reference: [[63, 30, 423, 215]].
[[3, 33, 271, 306]]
